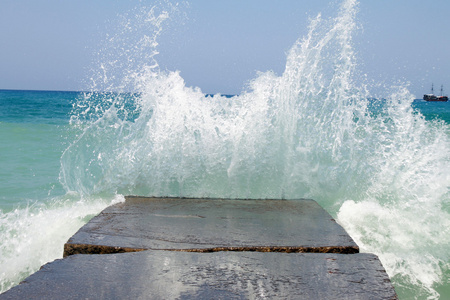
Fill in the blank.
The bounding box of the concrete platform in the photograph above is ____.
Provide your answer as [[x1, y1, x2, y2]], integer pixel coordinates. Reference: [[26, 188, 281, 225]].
[[0, 251, 397, 300], [64, 197, 359, 255], [0, 197, 398, 299]]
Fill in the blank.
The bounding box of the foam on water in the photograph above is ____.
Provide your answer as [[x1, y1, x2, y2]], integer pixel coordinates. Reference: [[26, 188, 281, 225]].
[[1, 0, 449, 298], [0, 194, 125, 292]]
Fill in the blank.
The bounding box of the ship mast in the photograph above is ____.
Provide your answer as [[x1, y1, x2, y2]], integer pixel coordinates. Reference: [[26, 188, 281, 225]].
[[440, 85, 444, 96], [431, 83, 434, 94]]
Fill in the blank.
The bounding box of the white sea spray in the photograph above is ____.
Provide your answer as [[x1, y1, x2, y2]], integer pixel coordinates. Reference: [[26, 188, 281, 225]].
[[0, 194, 125, 293]]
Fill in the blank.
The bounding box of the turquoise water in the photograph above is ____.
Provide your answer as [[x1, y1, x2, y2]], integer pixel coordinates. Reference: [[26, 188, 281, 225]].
[[0, 90, 76, 211], [1, 0, 450, 298]]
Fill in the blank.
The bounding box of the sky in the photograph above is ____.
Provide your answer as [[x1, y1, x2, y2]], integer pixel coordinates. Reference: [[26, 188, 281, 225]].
[[0, 0, 449, 98]]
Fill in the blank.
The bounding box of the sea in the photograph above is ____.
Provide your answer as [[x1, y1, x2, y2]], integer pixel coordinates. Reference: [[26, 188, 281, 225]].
[[0, 0, 449, 299]]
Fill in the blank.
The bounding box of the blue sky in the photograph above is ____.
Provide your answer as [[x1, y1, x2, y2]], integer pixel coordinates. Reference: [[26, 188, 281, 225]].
[[0, 0, 449, 98]]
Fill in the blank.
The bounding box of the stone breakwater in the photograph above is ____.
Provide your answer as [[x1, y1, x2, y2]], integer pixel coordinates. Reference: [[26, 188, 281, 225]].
[[0, 197, 398, 299]]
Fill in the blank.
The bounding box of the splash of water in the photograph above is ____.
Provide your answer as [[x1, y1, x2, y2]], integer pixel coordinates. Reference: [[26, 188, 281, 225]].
[[61, 2, 450, 298], [64, 0, 366, 201], [62, 1, 450, 297], [0, 194, 125, 293]]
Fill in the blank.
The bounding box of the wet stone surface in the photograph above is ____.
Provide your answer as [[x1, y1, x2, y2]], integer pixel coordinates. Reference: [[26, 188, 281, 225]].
[[0, 197, 398, 299], [64, 197, 359, 255], [0, 251, 397, 300]]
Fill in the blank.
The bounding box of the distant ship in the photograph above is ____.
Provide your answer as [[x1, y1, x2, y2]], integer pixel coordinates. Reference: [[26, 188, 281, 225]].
[[423, 84, 448, 102]]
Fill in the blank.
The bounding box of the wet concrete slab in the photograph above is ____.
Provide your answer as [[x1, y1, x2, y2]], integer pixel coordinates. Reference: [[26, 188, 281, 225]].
[[64, 197, 359, 255], [0, 251, 397, 300]]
